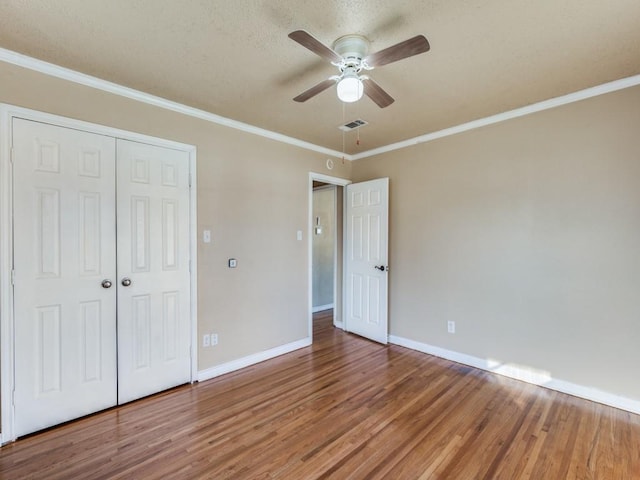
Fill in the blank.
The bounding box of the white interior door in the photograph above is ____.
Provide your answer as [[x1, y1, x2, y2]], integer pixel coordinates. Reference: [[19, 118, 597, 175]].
[[116, 139, 192, 404], [344, 178, 389, 344], [12, 119, 118, 436]]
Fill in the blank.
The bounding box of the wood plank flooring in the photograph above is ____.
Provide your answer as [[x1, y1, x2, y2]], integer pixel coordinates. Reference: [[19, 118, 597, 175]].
[[1, 310, 639, 479]]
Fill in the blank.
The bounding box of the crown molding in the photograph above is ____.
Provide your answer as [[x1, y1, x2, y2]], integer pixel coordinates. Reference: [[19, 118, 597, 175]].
[[2, 47, 639, 163], [351, 74, 640, 160], [0, 47, 349, 160]]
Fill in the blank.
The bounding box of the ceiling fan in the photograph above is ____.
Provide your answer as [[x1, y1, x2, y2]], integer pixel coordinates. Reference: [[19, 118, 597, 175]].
[[288, 30, 430, 108]]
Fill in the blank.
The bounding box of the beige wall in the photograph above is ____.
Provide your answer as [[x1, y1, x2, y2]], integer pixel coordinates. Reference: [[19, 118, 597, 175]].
[[352, 85, 640, 401], [4, 57, 640, 407], [0, 61, 351, 372]]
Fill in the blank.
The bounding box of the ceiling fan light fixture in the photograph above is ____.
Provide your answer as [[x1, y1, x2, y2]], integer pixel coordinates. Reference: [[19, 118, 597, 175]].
[[336, 73, 363, 103]]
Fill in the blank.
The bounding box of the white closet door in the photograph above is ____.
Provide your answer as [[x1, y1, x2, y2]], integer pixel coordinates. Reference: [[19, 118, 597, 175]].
[[116, 139, 191, 404], [12, 119, 118, 437]]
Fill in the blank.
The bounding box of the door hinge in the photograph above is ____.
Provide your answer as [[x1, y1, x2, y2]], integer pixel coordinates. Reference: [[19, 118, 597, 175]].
[[11, 269, 15, 285], [188, 171, 192, 188], [10, 147, 15, 164]]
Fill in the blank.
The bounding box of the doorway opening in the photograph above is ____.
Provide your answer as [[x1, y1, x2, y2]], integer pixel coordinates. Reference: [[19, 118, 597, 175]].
[[312, 182, 337, 317], [308, 173, 351, 341]]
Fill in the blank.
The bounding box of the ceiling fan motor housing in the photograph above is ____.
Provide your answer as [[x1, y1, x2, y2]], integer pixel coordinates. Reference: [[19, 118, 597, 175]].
[[332, 35, 370, 72]]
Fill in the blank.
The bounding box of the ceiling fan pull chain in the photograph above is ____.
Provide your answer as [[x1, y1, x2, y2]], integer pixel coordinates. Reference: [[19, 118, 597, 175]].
[[342, 102, 346, 162]]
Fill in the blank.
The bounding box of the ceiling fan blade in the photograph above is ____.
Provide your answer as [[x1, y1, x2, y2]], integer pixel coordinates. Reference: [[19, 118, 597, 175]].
[[294, 78, 337, 102], [288, 30, 343, 64], [362, 78, 395, 108], [364, 35, 430, 68]]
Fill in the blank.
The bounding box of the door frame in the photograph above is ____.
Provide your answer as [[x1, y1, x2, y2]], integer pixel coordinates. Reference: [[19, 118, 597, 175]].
[[0, 104, 198, 444], [307, 172, 351, 341]]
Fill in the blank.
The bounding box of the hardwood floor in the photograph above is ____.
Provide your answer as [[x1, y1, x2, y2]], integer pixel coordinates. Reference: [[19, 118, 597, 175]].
[[1, 310, 639, 479]]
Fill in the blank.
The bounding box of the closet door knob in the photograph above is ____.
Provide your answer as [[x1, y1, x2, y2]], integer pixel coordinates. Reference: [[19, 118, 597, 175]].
[[121, 277, 132, 287], [101, 279, 113, 289]]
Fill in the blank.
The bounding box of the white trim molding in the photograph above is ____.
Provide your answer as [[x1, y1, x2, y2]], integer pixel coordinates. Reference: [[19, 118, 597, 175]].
[[0, 47, 346, 160], [390, 335, 640, 416], [188, 149, 199, 384], [4, 47, 639, 163], [0, 105, 16, 442], [197, 338, 311, 382], [351, 74, 640, 160], [312, 304, 334, 313]]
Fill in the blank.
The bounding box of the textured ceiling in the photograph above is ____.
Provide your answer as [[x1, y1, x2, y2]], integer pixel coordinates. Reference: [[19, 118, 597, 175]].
[[1, 0, 639, 155]]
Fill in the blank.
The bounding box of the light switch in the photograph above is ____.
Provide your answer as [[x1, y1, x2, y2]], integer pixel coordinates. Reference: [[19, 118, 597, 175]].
[[228, 258, 237, 268], [203, 230, 211, 243], [297, 230, 303, 241]]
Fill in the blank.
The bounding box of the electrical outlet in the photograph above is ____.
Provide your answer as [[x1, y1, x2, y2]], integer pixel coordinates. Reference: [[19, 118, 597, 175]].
[[211, 333, 218, 346], [447, 321, 455, 334], [203, 334, 211, 347]]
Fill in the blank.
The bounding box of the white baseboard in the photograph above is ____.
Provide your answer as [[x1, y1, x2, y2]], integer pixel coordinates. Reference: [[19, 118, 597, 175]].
[[312, 304, 334, 313], [389, 335, 640, 416], [197, 337, 311, 382]]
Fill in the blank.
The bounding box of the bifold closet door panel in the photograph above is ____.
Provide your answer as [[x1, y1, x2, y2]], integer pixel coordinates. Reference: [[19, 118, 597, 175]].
[[116, 139, 192, 404], [12, 118, 118, 437]]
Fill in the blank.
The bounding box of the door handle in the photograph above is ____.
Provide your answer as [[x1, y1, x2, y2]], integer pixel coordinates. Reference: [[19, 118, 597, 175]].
[[121, 277, 132, 287], [101, 279, 113, 289], [374, 265, 388, 272]]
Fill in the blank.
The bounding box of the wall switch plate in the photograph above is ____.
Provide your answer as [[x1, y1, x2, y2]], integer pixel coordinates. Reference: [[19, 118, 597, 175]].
[[447, 321, 456, 334], [211, 333, 218, 346], [203, 230, 211, 243], [228, 258, 237, 268], [297, 230, 303, 241], [203, 334, 211, 347]]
